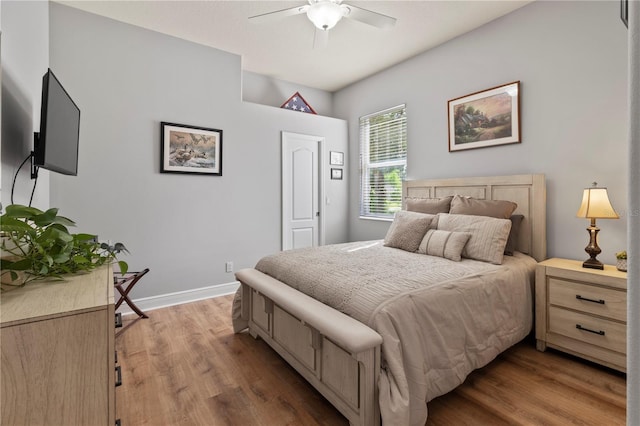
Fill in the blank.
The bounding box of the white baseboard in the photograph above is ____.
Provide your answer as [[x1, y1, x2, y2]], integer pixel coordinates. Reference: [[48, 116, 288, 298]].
[[116, 281, 240, 316]]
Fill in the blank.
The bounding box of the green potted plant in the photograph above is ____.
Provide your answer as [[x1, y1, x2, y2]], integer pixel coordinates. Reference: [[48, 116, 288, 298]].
[[615, 250, 627, 272], [1, 204, 128, 287]]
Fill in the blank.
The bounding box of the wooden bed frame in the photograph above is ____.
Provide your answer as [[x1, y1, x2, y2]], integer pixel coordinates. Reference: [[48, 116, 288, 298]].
[[236, 174, 546, 426]]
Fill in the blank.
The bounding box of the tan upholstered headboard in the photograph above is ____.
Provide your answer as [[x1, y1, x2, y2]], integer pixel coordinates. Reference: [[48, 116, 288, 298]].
[[402, 174, 546, 261]]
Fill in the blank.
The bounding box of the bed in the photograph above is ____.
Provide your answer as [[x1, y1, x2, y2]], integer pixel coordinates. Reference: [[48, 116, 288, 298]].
[[232, 174, 546, 426]]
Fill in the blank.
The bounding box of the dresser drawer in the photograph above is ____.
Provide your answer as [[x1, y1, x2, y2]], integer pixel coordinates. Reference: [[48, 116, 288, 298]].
[[548, 306, 626, 354], [548, 278, 626, 322]]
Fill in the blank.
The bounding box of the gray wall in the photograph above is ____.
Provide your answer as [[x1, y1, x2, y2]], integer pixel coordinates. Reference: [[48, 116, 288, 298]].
[[48, 3, 348, 299], [242, 71, 334, 117], [1, 0, 50, 209], [334, 0, 629, 266], [6, 1, 629, 292]]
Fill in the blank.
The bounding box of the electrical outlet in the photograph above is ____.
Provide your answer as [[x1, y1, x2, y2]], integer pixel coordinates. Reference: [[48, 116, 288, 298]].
[[225, 261, 233, 273]]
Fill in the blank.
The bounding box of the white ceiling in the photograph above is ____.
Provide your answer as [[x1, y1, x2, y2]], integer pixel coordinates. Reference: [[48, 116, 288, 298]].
[[57, 0, 533, 92]]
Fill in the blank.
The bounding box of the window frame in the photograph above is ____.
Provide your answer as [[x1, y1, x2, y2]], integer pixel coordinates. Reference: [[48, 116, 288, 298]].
[[359, 104, 407, 221]]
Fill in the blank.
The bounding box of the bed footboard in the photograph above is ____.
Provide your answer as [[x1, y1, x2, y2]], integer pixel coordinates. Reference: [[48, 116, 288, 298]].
[[236, 269, 383, 426]]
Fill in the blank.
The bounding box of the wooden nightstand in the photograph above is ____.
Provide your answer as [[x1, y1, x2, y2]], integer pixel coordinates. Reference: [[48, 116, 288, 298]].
[[535, 258, 627, 372]]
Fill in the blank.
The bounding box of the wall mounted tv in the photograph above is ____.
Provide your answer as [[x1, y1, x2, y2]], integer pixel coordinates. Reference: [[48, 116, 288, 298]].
[[32, 68, 80, 177]]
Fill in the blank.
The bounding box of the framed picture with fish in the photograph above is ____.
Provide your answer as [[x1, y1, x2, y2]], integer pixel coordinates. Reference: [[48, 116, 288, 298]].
[[161, 122, 223, 175]]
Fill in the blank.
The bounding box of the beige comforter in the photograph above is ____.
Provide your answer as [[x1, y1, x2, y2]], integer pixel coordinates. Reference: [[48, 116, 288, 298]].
[[233, 241, 536, 425]]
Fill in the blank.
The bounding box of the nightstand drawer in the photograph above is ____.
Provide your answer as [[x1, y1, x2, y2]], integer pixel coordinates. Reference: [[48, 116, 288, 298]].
[[548, 278, 626, 322], [548, 306, 626, 354]]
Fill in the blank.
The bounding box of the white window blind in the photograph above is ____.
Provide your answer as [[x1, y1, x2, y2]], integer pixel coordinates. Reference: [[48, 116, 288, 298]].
[[360, 105, 407, 219]]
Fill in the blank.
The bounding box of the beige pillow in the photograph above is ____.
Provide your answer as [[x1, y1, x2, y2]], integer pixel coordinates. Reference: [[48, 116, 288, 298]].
[[405, 196, 453, 215], [418, 229, 471, 261], [437, 213, 512, 264], [384, 211, 434, 252], [449, 195, 517, 219]]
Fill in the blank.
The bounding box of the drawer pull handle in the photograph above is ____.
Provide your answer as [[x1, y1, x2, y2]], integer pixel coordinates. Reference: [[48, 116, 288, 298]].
[[575, 295, 605, 305], [115, 365, 123, 387], [115, 312, 123, 328], [576, 324, 605, 336]]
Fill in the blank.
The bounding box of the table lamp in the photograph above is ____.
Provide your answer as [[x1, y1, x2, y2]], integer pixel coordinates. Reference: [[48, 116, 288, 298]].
[[576, 182, 619, 269]]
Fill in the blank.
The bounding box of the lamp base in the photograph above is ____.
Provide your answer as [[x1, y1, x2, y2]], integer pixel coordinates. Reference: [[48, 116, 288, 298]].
[[582, 258, 604, 270], [583, 222, 604, 270]]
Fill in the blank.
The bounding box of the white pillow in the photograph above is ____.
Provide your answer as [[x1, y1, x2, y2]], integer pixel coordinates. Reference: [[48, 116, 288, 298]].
[[436, 213, 512, 264], [418, 229, 471, 261]]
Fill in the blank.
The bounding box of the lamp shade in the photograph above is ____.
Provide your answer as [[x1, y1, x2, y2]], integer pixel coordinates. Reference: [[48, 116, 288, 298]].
[[307, 1, 345, 30], [576, 186, 619, 219]]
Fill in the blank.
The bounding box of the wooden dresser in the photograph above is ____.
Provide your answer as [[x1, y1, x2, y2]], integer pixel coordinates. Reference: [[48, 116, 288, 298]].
[[1, 265, 118, 425], [535, 258, 627, 372]]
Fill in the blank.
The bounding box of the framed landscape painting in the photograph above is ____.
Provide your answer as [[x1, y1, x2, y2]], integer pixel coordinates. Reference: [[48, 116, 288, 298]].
[[161, 122, 223, 175], [448, 81, 520, 152]]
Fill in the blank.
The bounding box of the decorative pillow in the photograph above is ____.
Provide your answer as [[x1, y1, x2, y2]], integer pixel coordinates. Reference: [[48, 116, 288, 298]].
[[384, 211, 434, 252], [437, 213, 512, 264], [418, 229, 472, 261], [406, 196, 453, 215], [504, 214, 525, 256], [449, 195, 517, 219]]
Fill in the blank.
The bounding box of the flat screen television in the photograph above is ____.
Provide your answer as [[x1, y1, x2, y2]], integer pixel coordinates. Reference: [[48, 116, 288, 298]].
[[33, 69, 80, 177]]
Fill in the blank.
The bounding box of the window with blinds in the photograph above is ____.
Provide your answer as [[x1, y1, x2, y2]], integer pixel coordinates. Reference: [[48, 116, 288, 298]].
[[359, 105, 407, 219]]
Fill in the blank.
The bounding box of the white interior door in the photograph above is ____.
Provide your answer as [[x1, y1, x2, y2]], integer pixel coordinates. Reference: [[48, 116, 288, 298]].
[[282, 132, 324, 250]]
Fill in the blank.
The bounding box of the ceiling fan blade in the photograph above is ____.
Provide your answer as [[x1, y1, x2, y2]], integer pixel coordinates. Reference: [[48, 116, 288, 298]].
[[313, 27, 329, 49], [249, 5, 309, 23], [342, 4, 396, 29]]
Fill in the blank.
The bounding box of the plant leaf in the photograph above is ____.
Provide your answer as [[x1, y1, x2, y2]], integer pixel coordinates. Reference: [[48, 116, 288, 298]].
[[4, 204, 42, 219], [32, 208, 60, 226], [117, 260, 128, 275], [39, 227, 73, 244], [9, 258, 33, 271], [49, 223, 71, 233], [52, 253, 71, 263], [72, 255, 89, 264], [52, 215, 76, 227], [113, 242, 129, 254], [0, 217, 35, 233]]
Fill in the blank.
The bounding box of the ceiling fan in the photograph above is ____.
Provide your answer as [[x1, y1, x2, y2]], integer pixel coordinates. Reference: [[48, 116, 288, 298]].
[[249, 0, 397, 48]]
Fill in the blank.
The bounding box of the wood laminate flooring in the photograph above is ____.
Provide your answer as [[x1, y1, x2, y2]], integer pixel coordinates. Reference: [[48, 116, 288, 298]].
[[115, 295, 625, 425]]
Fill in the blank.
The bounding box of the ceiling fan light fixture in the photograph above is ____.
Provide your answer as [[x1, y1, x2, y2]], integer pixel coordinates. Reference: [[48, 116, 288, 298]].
[[307, 1, 345, 30]]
